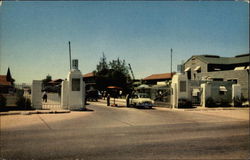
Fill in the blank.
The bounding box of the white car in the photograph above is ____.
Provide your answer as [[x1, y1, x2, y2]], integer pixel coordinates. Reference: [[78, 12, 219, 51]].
[[130, 93, 154, 108]]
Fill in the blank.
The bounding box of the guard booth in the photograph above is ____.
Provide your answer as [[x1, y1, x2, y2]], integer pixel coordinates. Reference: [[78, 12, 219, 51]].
[[61, 59, 86, 110]]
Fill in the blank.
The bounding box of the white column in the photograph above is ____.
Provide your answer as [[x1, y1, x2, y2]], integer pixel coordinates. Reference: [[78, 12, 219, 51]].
[[61, 80, 69, 109], [67, 69, 85, 110], [31, 80, 42, 109], [200, 83, 211, 107], [232, 84, 241, 106]]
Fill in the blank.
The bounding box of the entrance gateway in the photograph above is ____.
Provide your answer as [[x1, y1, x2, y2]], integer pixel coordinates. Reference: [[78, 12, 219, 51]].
[[31, 59, 86, 110]]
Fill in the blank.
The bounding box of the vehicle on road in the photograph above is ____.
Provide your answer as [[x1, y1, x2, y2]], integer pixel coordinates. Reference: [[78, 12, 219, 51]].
[[86, 89, 101, 102], [130, 93, 154, 108]]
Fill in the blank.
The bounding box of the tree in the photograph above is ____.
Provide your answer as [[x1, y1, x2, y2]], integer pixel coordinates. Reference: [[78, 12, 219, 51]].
[[94, 55, 132, 94], [6, 67, 15, 85], [96, 52, 109, 72], [42, 75, 52, 89]]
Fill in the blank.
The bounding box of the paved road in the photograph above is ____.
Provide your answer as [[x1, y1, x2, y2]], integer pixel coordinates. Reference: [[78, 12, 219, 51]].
[[1, 103, 249, 160]]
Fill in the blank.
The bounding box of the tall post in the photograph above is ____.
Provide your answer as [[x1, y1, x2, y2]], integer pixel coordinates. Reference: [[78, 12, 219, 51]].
[[170, 48, 173, 78], [69, 41, 72, 70]]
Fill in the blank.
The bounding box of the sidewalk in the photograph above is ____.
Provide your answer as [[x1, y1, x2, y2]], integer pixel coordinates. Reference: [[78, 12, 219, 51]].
[[94, 99, 249, 111], [97, 98, 126, 106], [0, 109, 71, 116]]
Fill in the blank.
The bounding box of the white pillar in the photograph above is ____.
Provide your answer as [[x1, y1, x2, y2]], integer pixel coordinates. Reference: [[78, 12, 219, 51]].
[[201, 82, 211, 107], [82, 81, 86, 106], [61, 80, 69, 109], [232, 84, 241, 106], [67, 69, 85, 110], [60, 59, 86, 110], [31, 80, 42, 109]]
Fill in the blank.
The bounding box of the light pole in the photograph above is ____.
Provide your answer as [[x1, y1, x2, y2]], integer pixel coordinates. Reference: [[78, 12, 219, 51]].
[[170, 48, 173, 78], [69, 41, 72, 70]]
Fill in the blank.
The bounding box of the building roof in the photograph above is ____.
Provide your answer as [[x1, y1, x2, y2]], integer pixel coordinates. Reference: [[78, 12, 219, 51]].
[[143, 73, 175, 81], [185, 53, 250, 65], [48, 79, 63, 84], [0, 75, 11, 86], [83, 72, 95, 78]]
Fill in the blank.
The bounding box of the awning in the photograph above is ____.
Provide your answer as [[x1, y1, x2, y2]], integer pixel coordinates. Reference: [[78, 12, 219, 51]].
[[192, 88, 200, 96], [194, 66, 201, 71], [184, 67, 191, 72], [107, 86, 122, 90], [136, 84, 150, 89], [219, 86, 227, 92], [234, 66, 245, 70]]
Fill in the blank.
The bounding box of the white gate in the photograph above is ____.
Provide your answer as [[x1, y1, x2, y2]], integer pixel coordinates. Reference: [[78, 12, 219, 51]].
[[42, 92, 61, 110], [32, 80, 62, 110]]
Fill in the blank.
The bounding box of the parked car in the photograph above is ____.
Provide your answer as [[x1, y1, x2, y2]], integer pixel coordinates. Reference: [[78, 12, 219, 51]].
[[130, 93, 154, 108], [86, 89, 101, 102]]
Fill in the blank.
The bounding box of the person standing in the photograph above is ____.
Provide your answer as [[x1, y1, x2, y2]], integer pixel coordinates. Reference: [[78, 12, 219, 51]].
[[42, 91, 47, 103], [126, 93, 130, 107], [107, 94, 110, 106]]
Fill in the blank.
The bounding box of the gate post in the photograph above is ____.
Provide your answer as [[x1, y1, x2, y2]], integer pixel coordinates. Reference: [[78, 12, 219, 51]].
[[232, 84, 241, 106], [200, 82, 211, 107], [61, 80, 69, 109], [31, 80, 42, 109], [61, 59, 86, 110]]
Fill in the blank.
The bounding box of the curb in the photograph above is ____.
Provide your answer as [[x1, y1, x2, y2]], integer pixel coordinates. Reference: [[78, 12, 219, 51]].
[[0, 110, 71, 116], [172, 108, 249, 111]]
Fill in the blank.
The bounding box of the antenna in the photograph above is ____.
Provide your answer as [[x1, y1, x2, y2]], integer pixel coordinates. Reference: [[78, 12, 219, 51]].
[[170, 48, 173, 78], [128, 63, 135, 80], [69, 41, 72, 70]]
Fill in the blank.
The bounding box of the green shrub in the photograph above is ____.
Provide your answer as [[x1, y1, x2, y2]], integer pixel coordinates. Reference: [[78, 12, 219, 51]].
[[206, 97, 216, 107], [219, 98, 230, 107], [233, 96, 243, 107], [178, 98, 192, 108], [16, 96, 32, 109], [0, 94, 7, 107]]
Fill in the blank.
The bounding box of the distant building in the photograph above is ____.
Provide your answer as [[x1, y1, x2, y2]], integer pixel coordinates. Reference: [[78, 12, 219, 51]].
[[183, 53, 249, 98], [82, 72, 96, 90], [0, 68, 15, 94], [48, 79, 63, 86], [143, 72, 176, 85]]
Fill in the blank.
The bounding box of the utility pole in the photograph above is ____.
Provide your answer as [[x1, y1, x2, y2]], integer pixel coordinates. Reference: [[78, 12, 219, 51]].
[[69, 41, 72, 70], [170, 48, 173, 78]]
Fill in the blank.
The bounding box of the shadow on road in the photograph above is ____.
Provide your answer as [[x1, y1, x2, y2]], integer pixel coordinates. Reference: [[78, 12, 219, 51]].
[[72, 108, 94, 112]]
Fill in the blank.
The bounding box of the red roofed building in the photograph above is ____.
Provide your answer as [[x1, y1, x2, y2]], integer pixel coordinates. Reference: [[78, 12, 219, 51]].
[[83, 72, 95, 78], [83, 72, 96, 90], [48, 79, 63, 86], [0, 68, 15, 93], [143, 72, 176, 85]]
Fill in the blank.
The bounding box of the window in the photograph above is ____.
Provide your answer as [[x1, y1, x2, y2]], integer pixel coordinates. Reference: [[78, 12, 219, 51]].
[[187, 70, 191, 80], [219, 91, 225, 95], [72, 78, 80, 91], [180, 81, 186, 92], [227, 79, 238, 84], [212, 78, 223, 81], [219, 86, 227, 95], [194, 66, 201, 73]]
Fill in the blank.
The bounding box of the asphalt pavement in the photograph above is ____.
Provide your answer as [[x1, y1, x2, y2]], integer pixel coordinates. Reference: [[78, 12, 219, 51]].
[[0, 102, 249, 160]]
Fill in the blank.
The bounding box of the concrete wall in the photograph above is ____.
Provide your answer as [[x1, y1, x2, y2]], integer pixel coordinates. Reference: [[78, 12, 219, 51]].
[[197, 70, 248, 98], [209, 81, 233, 103]]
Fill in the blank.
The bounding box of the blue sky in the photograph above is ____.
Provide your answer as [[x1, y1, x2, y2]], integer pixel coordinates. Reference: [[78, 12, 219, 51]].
[[0, 1, 249, 83]]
